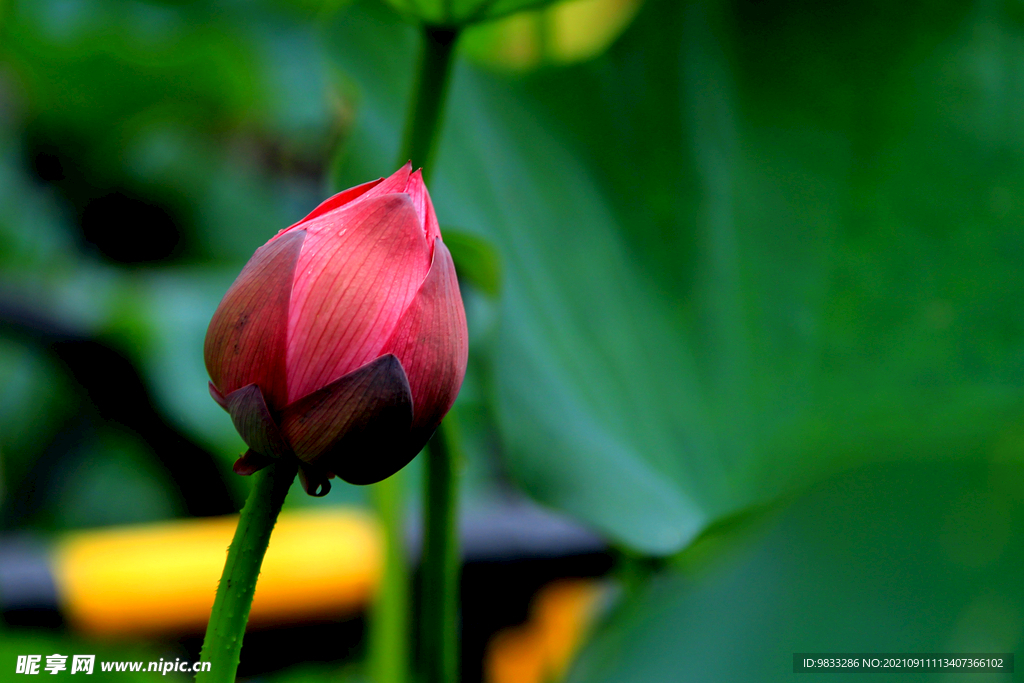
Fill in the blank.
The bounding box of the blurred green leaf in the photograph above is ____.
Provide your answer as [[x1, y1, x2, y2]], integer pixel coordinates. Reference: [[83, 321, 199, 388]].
[[383, 0, 563, 27], [567, 461, 1024, 682], [263, 0, 356, 20], [44, 427, 183, 530], [460, 0, 643, 71], [0, 144, 75, 271], [0, 339, 72, 494], [330, 0, 1024, 554], [106, 269, 245, 460], [261, 662, 367, 683], [2, 0, 266, 162], [1, 0, 335, 266], [443, 228, 502, 297]]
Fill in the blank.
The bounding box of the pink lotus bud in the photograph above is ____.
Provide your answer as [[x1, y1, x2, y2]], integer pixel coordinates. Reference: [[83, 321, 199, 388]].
[[204, 163, 468, 495]]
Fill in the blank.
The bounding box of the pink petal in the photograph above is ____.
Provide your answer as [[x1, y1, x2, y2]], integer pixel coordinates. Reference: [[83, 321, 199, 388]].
[[281, 177, 384, 233], [381, 238, 468, 443], [279, 354, 415, 485], [406, 169, 442, 247], [358, 162, 413, 202], [225, 383, 293, 459], [269, 163, 412, 243], [204, 229, 305, 410], [284, 194, 431, 403]]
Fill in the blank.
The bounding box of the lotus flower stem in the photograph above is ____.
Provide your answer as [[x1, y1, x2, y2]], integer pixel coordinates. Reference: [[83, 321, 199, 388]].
[[403, 25, 462, 683], [369, 473, 410, 683], [399, 25, 460, 180], [422, 418, 461, 683], [367, 23, 463, 683], [196, 459, 297, 683]]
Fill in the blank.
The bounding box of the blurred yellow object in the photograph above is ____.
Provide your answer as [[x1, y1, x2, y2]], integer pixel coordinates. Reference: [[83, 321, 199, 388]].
[[486, 579, 606, 683], [51, 508, 382, 636], [461, 0, 644, 71]]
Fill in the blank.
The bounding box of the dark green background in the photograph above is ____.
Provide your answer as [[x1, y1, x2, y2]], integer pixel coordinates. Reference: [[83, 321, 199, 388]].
[[1, 0, 1022, 679]]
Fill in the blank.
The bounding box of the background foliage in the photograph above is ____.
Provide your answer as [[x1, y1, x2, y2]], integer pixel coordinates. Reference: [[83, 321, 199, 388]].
[[1, 0, 1023, 679]]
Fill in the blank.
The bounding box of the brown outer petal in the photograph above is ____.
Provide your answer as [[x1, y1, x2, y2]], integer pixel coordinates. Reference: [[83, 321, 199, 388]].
[[234, 449, 273, 476], [279, 354, 415, 485], [297, 466, 332, 497], [204, 229, 306, 410], [224, 383, 293, 459], [381, 238, 468, 449]]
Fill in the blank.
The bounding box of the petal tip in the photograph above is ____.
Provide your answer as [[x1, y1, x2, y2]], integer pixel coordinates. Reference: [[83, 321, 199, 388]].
[[209, 381, 228, 410], [225, 384, 294, 459], [299, 466, 332, 497], [233, 449, 272, 476]]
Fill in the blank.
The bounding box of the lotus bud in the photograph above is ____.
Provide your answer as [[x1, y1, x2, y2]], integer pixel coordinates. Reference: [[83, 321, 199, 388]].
[[204, 163, 468, 496]]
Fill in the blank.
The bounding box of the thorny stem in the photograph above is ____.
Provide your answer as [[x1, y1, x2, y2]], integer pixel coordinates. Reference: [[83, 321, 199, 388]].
[[196, 459, 297, 683]]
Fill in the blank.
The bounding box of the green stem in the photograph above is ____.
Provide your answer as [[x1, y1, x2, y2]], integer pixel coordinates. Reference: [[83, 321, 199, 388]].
[[374, 21, 463, 683], [369, 472, 409, 683], [196, 460, 297, 683], [398, 26, 460, 180], [422, 417, 461, 683]]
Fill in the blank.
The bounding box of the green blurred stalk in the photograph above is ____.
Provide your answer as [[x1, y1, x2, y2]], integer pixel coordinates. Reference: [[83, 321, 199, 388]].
[[399, 26, 460, 180], [369, 472, 409, 683], [197, 459, 297, 683], [422, 418, 462, 683], [366, 24, 463, 683], [404, 25, 463, 683]]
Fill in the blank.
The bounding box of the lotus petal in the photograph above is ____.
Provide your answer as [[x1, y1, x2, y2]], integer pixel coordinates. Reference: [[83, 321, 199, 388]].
[[382, 239, 468, 446], [282, 177, 384, 232], [406, 169, 442, 246], [204, 229, 305, 410], [284, 194, 430, 403], [225, 383, 293, 459], [280, 354, 415, 485]]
